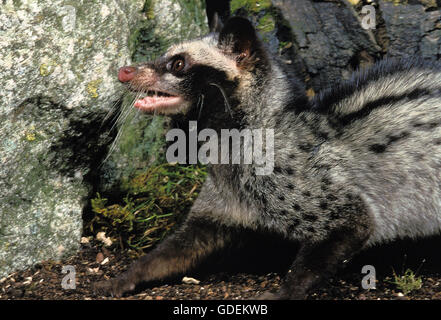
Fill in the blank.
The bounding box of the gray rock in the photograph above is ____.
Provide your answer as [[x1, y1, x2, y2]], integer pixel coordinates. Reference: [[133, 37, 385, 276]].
[[0, 0, 208, 278], [229, 0, 380, 93], [380, 1, 441, 61], [0, 0, 144, 278], [272, 0, 380, 91]]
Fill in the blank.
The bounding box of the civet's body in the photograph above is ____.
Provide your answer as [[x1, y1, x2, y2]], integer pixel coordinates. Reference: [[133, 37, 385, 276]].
[[95, 17, 441, 299]]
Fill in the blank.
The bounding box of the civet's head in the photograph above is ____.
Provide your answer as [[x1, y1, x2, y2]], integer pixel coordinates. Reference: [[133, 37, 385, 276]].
[[118, 17, 269, 116]]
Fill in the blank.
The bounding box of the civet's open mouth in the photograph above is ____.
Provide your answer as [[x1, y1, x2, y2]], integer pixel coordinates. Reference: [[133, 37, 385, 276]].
[[133, 91, 183, 113]]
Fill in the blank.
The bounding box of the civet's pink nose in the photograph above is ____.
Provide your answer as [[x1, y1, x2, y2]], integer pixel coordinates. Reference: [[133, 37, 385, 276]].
[[118, 66, 137, 82]]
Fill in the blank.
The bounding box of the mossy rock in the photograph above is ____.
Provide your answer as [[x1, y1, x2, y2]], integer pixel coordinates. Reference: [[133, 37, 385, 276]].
[[0, 0, 145, 277]]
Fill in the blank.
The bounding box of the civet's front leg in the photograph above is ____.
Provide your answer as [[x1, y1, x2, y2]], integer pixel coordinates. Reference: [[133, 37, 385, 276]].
[[94, 179, 237, 297]]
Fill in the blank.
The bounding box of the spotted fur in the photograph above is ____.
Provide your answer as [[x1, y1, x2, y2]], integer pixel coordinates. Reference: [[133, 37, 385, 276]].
[[95, 17, 441, 299]]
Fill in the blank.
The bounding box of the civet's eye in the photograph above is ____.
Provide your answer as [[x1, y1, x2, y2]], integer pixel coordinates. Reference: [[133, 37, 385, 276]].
[[168, 57, 185, 73]]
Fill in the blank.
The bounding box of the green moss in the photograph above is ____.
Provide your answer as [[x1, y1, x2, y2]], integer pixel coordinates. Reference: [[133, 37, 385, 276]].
[[383, 0, 408, 4], [420, 0, 437, 8], [12, 0, 22, 8], [128, 14, 164, 62], [39, 62, 56, 77], [24, 126, 38, 142], [86, 79, 102, 98], [175, 0, 208, 36], [230, 0, 272, 14], [40, 63, 53, 77], [389, 269, 422, 295], [143, 0, 155, 20], [128, 0, 167, 62], [279, 41, 292, 51], [257, 13, 275, 33], [88, 163, 206, 253], [130, 0, 208, 63]]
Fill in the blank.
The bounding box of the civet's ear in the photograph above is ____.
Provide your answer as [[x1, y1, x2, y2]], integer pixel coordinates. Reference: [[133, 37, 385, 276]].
[[218, 17, 261, 67], [210, 12, 224, 33]]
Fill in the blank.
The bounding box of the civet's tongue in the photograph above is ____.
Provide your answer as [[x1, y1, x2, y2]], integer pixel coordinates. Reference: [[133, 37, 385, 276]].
[[134, 95, 182, 112]]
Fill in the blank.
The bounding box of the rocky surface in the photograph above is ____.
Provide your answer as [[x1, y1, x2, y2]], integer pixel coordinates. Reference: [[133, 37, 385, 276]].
[[2, 237, 441, 300], [0, 0, 207, 278], [229, 0, 441, 93], [0, 0, 145, 278], [272, 0, 380, 91], [379, 0, 441, 60]]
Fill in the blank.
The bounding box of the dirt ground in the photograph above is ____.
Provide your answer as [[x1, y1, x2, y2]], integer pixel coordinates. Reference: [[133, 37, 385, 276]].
[[2, 236, 441, 300]]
